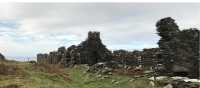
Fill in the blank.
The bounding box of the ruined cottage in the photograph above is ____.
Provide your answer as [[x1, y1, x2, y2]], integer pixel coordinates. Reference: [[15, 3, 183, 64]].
[[37, 17, 199, 78]]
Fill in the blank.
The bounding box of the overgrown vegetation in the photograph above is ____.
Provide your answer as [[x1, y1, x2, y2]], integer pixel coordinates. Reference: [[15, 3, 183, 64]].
[[0, 61, 69, 88], [0, 61, 169, 88]]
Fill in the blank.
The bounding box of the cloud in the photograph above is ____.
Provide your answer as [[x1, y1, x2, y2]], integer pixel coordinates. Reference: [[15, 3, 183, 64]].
[[0, 3, 199, 59]]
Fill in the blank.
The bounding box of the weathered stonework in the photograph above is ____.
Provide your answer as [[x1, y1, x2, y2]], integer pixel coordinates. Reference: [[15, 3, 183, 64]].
[[37, 31, 112, 66], [156, 17, 200, 78], [37, 17, 199, 78]]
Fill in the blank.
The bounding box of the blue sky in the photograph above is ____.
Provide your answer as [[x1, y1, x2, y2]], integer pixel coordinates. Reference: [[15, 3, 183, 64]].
[[0, 3, 199, 60]]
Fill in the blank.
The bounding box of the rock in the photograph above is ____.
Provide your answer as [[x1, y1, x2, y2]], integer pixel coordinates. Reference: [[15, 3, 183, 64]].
[[171, 80, 200, 88], [171, 76, 200, 83], [102, 75, 109, 79], [129, 78, 135, 82], [163, 84, 173, 88], [108, 72, 112, 75], [111, 80, 116, 83], [96, 74, 102, 78], [101, 67, 112, 74], [111, 80, 119, 84], [149, 81, 155, 87], [88, 62, 113, 74], [0, 53, 5, 61], [114, 81, 120, 85], [149, 76, 168, 81]]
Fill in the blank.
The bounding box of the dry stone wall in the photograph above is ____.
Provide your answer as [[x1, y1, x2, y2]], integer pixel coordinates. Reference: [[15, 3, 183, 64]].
[[156, 17, 200, 78], [37, 31, 112, 66], [37, 17, 199, 78]]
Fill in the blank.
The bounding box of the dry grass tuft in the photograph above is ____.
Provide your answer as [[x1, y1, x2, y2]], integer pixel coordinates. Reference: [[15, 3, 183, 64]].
[[0, 62, 23, 76], [31, 64, 70, 81], [32, 64, 64, 73]]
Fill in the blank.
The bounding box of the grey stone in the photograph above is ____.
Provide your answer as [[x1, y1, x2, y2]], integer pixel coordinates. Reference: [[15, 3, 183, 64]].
[[0, 53, 5, 61]]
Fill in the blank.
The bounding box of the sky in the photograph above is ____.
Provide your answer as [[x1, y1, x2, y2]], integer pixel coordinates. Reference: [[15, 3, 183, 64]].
[[0, 3, 199, 60]]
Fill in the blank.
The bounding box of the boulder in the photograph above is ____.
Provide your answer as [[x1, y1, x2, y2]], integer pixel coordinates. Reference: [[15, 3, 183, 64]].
[[0, 53, 5, 60], [171, 80, 199, 88]]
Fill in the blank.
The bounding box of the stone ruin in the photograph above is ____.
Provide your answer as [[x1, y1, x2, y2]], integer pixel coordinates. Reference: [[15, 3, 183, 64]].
[[0, 53, 5, 61], [111, 48, 162, 68], [69, 31, 112, 65], [112, 49, 140, 66], [37, 17, 199, 78], [37, 31, 112, 66], [156, 17, 200, 78]]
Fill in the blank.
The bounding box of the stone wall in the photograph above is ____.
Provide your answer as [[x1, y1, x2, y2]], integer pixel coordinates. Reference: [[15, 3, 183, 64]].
[[71, 31, 112, 65], [156, 17, 200, 78], [37, 31, 112, 66], [37, 17, 199, 78], [112, 50, 140, 66], [111, 48, 163, 68]]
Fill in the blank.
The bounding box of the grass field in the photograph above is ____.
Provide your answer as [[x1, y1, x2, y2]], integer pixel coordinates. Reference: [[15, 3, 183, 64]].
[[0, 61, 165, 88]]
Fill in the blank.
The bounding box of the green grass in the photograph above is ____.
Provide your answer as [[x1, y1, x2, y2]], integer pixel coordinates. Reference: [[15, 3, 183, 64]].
[[0, 61, 164, 88]]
